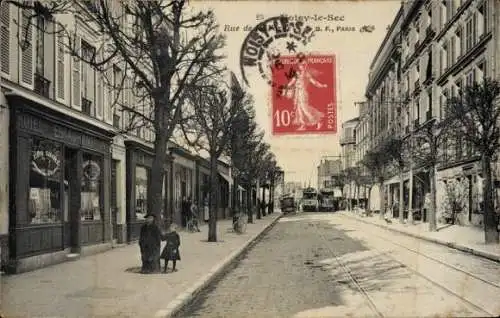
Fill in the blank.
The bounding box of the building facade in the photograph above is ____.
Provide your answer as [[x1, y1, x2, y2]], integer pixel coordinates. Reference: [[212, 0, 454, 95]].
[[351, 0, 500, 224], [0, 1, 235, 273], [317, 159, 342, 189]]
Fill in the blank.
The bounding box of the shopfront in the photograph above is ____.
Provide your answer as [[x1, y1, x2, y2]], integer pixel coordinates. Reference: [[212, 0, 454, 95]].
[[125, 140, 170, 242], [7, 96, 114, 273]]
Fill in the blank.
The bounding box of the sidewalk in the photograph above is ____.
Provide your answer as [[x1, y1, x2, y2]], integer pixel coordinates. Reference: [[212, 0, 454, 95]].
[[339, 210, 500, 263], [0, 213, 282, 318]]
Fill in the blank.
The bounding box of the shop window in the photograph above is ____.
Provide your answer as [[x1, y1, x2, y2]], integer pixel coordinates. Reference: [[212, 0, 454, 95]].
[[28, 138, 62, 224], [135, 165, 149, 220], [81, 153, 103, 221]]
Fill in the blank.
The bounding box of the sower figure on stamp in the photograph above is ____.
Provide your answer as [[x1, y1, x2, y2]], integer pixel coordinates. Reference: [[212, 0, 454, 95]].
[[139, 214, 162, 273], [281, 60, 327, 131], [161, 223, 181, 273]]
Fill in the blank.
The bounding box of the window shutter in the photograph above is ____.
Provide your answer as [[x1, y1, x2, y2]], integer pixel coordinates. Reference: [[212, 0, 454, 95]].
[[0, 1, 10, 75], [20, 2, 34, 87], [72, 35, 81, 109], [96, 73, 103, 119], [56, 28, 65, 100]]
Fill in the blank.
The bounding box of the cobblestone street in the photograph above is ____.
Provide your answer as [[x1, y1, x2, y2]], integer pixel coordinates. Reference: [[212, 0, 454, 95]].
[[181, 212, 500, 318]]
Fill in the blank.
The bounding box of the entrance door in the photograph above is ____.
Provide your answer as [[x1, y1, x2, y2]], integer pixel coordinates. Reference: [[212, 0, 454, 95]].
[[64, 148, 81, 253], [111, 160, 118, 240]]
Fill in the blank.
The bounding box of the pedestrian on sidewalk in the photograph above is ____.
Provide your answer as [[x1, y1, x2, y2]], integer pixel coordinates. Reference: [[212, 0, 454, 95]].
[[161, 223, 181, 273], [181, 197, 189, 228], [190, 200, 201, 232], [139, 214, 162, 273], [203, 196, 210, 222]]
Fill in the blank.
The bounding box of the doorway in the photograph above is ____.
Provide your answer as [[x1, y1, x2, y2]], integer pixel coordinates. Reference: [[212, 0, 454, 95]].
[[64, 148, 81, 252]]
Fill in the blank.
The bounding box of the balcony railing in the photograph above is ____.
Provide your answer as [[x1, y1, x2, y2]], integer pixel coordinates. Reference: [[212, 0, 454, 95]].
[[34, 73, 51, 98], [340, 136, 356, 145], [82, 97, 93, 116]]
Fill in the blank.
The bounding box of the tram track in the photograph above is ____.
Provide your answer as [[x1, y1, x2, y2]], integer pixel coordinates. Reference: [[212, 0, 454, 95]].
[[336, 214, 499, 317], [312, 221, 384, 318]]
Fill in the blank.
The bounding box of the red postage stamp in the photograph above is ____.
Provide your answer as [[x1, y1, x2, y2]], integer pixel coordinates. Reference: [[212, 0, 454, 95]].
[[271, 54, 337, 135]]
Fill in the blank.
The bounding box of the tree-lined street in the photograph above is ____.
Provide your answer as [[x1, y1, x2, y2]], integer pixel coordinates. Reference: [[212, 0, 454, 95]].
[[181, 212, 500, 318]]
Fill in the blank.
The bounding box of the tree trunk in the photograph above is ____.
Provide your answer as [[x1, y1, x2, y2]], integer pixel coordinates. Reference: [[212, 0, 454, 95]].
[[399, 168, 404, 223], [208, 155, 219, 242], [348, 183, 352, 211], [261, 185, 266, 217], [429, 165, 437, 232], [232, 176, 239, 215], [379, 181, 385, 219], [482, 155, 499, 244], [366, 186, 372, 213], [150, 132, 168, 224], [246, 182, 254, 223], [268, 179, 274, 214]]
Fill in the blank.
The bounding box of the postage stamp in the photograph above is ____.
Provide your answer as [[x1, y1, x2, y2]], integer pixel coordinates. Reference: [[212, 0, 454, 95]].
[[239, 15, 315, 88], [271, 54, 337, 135]]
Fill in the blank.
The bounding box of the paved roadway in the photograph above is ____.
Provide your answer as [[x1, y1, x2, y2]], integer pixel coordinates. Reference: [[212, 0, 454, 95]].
[[179, 212, 500, 318]]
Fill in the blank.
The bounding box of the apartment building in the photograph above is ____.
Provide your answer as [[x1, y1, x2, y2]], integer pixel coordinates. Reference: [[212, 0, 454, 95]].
[[0, 2, 235, 273], [361, 0, 499, 223], [317, 159, 342, 189]]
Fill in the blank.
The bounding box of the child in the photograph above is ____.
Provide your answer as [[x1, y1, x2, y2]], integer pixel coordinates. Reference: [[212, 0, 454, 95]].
[[161, 223, 181, 273]]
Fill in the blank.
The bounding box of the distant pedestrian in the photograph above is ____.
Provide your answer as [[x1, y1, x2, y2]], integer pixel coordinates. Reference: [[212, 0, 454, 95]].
[[139, 214, 162, 273], [203, 196, 210, 222], [181, 197, 189, 228], [161, 223, 181, 273], [190, 200, 201, 232]]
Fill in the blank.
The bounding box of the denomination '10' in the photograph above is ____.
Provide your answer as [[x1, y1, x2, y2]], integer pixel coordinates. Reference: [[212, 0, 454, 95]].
[[273, 109, 295, 127]]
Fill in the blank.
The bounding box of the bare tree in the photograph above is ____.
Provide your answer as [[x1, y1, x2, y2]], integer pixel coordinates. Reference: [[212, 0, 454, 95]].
[[229, 98, 261, 222], [408, 118, 450, 231], [185, 76, 245, 242], [383, 137, 406, 223], [447, 78, 500, 244], [10, 0, 226, 227]]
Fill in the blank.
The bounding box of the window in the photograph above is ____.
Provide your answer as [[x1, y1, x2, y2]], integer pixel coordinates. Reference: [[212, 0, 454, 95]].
[[440, 46, 446, 75], [81, 41, 96, 116], [446, 40, 453, 69], [28, 138, 62, 224], [465, 15, 476, 51], [477, 60, 486, 81], [455, 27, 462, 57], [439, 2, 447, 29], [112, 65, 122, 128], [135, 166, 149, 220], [478, 2, 488, 34], [466, 70, 475, 87], [446, 0, 454, 21], [81, 153, 103, 221]]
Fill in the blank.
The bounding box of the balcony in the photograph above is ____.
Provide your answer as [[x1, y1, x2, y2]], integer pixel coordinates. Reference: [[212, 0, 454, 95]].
[[34, 73, 51, 98], [340, 135, 356, 146], [82, 97, 93, 116]]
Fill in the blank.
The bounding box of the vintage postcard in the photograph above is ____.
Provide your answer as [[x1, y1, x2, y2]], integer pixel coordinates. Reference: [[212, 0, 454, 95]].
[[0, 0, 499, 317]]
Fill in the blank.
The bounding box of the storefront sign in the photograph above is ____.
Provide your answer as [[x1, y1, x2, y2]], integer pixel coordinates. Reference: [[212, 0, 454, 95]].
[[83, 160, 101, 181], [18, 113, 108, 153], [32, 150, 61, 177]]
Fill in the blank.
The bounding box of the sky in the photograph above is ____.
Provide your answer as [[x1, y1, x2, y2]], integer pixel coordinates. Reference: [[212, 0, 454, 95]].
[[191, 0, 401, 187]]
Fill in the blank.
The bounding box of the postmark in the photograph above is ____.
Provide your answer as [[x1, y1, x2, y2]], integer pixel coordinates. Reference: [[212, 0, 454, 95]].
[[271, 54, 337, 135], [239, 15, 316, 87]]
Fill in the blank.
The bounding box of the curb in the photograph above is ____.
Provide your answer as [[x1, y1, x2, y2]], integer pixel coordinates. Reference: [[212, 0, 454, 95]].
[[341, 213, 500, 263], [155, 213, 284, 318]]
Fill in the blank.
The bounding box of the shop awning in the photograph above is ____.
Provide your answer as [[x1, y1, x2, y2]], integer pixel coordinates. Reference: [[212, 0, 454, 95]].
[[218, 172, 232, 184]]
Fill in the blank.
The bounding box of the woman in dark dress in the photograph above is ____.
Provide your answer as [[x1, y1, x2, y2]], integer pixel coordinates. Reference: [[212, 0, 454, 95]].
[[161, 223, 181, 273], [139, 214, 162, 273]]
